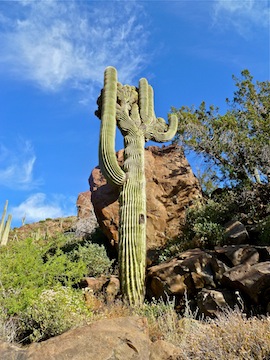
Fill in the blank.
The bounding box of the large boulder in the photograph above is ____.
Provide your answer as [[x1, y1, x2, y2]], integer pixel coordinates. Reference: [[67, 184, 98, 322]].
[[1, 317, 150, 360], [146, 248, 216, 301], [89, 144, 202, 250], [0, 317, 186, 360], [221, 261, 270, 305]]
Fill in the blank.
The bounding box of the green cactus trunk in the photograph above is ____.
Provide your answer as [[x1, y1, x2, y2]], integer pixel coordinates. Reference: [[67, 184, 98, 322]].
[[119, 133, 146, 305], [0, 200, 12, 246], [97, 66, 178, 305]]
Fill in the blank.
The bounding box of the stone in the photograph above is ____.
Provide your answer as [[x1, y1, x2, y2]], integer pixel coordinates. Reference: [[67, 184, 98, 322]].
[[75, 191, 98, 238], [147, 249, 215, 300], [103, 275, 120, 303], [81, 275, 108, 293], [149, 340, 182, 360], [147, 246, 270, 315], [0, 340, 27, 360], [147, 258, 188, 299], [89, 144, 202, 250], [224, 220, 249, 245], [255, 246, 270, 262], [197, 289, 237, 317], [81, 275, 120, 305], [221, 261, 270, 304], [76, 191, 93, 219], [210, 257, 230, 282], [20, 317, 150, 360], [214, 245, 260, 267]]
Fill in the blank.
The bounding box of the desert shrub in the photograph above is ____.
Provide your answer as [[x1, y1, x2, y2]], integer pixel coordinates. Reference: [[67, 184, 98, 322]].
[[156, 199, 229, 261], [68, 241, 114, 277], [19, 286, 91, 343], [182, 186, 270, 249], [0, 238, 87, 315], [156, 238, 185, 263], [258, 215, 270, 245], [182, 198, 234, 249]]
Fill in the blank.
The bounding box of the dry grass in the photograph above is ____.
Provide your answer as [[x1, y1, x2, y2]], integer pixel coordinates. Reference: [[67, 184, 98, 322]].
[[158, 308, 270, 360]]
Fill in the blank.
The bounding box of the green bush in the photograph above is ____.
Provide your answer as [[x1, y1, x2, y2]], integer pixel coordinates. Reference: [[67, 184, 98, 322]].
[[0, 238, 87, 315], [0, 235, 115, 343], [182, 199, 233, 249], [258, 215, 270, 245], [156, 199, 229, 261], [20, 286, 90, 343], [68, 241, 114, 277]]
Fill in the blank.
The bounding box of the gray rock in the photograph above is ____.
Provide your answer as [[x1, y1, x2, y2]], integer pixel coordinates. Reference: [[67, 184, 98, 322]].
[[224, 220, 249, 245]]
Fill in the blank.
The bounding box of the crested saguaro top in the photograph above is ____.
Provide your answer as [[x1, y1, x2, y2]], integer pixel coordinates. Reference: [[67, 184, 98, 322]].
[[96, 66, 178, 186]]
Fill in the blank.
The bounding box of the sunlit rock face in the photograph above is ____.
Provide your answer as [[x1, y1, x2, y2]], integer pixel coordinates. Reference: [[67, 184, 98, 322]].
[[89, 144, 202, 250]]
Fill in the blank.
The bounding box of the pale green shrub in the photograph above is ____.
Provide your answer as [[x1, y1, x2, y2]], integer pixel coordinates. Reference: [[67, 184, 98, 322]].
[[20, 286, 91, 343], [0, 238, 86, 315], [68, 241, 114, 277]]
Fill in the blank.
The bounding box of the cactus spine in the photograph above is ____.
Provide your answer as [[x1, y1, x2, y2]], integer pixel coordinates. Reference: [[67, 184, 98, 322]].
[[98, 66, 178, 305], [0, 200, 12, 246]]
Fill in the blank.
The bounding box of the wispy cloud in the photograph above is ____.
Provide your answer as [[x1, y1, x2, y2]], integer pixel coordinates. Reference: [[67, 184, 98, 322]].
[[11, 192, 76, 224], [0, 1, 149, 94], [212, 0, 269, 38], [0, 139, 42, 190]]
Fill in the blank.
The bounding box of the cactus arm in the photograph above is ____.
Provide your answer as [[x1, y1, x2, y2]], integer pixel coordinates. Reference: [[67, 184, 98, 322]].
[[138, 78, 178, 142], [147, 113, 178, 143], [99, 66, 126, 186], [147, 84, 155, 120], [139, 78, 149, 122]]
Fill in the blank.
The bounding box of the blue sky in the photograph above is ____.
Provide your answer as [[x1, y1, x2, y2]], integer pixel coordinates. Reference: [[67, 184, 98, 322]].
[[0, 0, 269, 228]]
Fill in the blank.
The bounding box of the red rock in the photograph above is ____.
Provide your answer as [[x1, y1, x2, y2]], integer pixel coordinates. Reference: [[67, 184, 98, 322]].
[[76, 191, 93, 219], [89, 144, 202, 250]]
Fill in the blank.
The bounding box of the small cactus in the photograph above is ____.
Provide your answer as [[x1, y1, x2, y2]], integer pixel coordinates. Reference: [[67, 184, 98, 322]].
[[0, 200, 12, 246], [97, 67, 177, 305]]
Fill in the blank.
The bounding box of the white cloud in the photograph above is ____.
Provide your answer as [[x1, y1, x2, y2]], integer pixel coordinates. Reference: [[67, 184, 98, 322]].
[[0, 1, 149, 93], [0, 139, 41, 190], [212, 0, 270, 37], [11, 193, 76, 223]]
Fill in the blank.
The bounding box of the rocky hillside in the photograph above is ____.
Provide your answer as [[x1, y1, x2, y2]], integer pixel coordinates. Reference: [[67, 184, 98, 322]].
[[9, 216, 78, 243]]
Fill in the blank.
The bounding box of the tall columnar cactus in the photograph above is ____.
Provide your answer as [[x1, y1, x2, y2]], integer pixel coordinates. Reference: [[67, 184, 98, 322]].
[[97, 66, 178, 305], [0, 200, 12, 246]]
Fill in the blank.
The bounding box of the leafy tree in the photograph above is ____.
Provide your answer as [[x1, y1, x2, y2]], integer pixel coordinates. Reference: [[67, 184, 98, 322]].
[[173, 70, 270, 187]]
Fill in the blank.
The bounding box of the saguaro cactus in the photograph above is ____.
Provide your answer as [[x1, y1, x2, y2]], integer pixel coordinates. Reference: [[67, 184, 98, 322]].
[[0, 200, 12, 246], [97, 66, 177, 305]]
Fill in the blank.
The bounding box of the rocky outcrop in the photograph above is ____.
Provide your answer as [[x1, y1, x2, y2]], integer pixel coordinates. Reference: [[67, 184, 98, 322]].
[[0, 317, 183, 360], [147, 245, 270, 316], [76, 191, 93, 219], [89, 144, 202, 250]]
